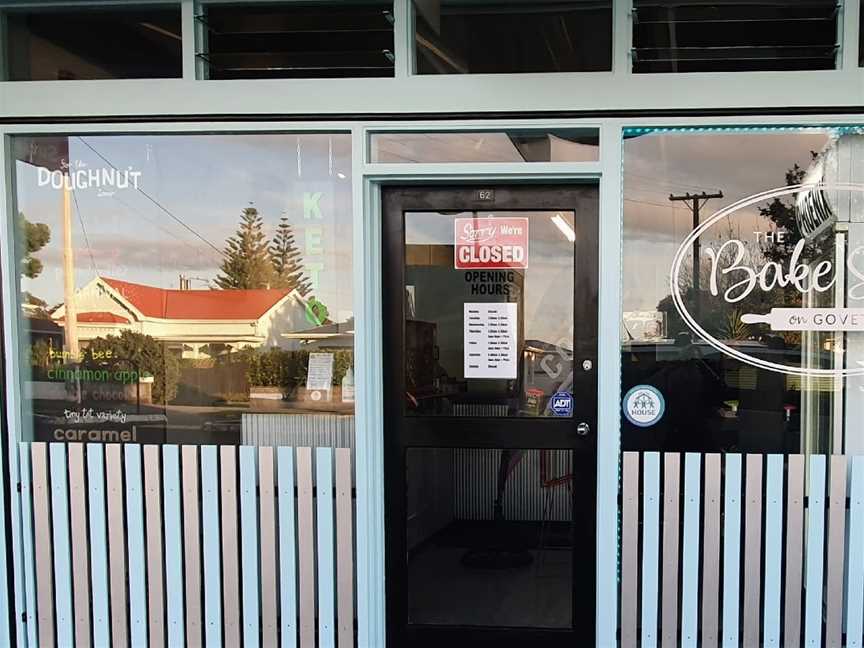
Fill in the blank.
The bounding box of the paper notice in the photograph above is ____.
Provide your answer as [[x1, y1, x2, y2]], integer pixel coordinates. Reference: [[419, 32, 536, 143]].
[[464, 302, 518, 379], [306, 352, 334, 390]]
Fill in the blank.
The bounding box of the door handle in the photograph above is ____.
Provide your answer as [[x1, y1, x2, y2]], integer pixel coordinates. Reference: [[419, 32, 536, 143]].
[[576, 422, 590, 436]]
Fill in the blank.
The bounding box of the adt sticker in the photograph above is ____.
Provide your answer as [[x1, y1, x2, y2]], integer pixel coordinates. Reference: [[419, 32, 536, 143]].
[[623, 385, 665, 427], [550, 391, 573, 417]]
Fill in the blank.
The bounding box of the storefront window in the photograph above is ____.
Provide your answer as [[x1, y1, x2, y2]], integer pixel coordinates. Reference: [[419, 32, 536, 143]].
[[12, 133, 353, 445], [622, 126, 864, 456]]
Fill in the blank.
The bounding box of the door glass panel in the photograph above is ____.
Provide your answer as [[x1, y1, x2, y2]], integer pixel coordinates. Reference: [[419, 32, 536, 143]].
[[406, 447, 574, 628], [404, 210, 575, 417]]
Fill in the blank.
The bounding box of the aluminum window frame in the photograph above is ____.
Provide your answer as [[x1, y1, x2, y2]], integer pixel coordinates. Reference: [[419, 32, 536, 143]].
[[1, 111, 863, 647]]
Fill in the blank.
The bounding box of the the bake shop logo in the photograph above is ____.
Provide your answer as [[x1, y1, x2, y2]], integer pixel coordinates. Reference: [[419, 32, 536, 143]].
[[670, 182, 864, 377], [37, 159, 142, 197]]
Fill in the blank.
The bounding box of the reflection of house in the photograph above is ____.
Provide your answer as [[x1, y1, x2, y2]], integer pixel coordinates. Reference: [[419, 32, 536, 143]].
[[24, 316, 64, 350], [281, 317, 354, 349], [52, 276, 310, 358]]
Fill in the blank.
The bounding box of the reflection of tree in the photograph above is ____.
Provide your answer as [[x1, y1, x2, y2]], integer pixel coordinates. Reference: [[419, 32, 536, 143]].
[[19, 212, 50, 279], [270, 215, 313, 295], [215, 206, 275, 289], [758, 157, 823, 265], [84, 331, 180, 404]]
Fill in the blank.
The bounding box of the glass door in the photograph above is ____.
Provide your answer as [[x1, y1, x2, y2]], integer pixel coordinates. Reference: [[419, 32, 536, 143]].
[[382, 184, 599, 647]]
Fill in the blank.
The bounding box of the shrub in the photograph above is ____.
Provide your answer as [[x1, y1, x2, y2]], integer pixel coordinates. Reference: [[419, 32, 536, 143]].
[[84, 331, 180, 404]]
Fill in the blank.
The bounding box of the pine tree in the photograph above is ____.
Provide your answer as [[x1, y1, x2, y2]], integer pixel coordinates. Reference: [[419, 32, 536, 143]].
[[270, 215, 312, 295], [214, 206, 275, 289]]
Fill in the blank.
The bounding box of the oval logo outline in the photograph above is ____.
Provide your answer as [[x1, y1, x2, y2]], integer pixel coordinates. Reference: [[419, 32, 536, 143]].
[[669, 182, 864, 378]]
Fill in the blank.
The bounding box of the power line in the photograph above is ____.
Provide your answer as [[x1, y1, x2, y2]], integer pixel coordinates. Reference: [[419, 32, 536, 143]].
[[111, 193, 216, 260], [624, 197, 676, 209], [76, 137, 224, 257], [70, 186, 98, 274]]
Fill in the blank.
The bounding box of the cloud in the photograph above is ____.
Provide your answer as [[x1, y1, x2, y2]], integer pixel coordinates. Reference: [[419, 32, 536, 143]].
[[39, 236, 222, 274]]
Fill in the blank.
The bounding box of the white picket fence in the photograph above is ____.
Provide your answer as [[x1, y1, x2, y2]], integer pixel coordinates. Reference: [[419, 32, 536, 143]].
[[18, 442, 355, 648]]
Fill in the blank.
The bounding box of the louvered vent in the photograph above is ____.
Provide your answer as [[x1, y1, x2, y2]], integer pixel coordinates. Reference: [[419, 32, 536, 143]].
[[632, 1, 839, 73], [197, 2, 395, 79]]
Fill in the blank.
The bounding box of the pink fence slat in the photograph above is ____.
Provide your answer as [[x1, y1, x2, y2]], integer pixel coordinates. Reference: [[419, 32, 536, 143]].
[[335, 448, 355, 648], [621, 452, 639, 648], [67, 444, 91, 648], [661, 453, 680, 648], [259, 447, 278, 647], [297, 447, 316, 648], [31, 443, 55, 648], [220, 445, 241, 647]]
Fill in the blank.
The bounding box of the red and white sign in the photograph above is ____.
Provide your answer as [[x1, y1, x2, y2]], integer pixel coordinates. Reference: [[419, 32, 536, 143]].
[[454, 217, 529, 269]]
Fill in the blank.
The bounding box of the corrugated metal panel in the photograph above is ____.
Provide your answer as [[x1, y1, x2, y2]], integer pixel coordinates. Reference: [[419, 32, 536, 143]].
[[453, 449, 573, 521]]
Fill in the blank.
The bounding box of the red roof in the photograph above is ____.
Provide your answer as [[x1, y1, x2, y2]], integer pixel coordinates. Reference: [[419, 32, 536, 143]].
[[101, 277, 292, 321], [58, 311, 131, 324]]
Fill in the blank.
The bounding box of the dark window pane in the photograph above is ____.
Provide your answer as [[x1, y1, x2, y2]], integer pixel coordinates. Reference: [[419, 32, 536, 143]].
[[632, 1, 839, 73], [370, 129, 599, 163], [4, 6, 182, 81], [860, 7, 863, 67], [406, 447, 577, 628], [199, 2, 395, 79], [414, 1, 612, 74]]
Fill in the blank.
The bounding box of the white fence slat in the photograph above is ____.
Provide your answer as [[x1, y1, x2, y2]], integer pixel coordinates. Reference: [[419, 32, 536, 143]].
[[681, 453, 700, 648], [49, 444, 73, 648], [163, 445, 185, 647], [804, 455, 827, 648], [240, 446, 260, 648], [87, 445, 110, 647], [722, 454, 742, 648], [278, 447, 298, 648], [641, 453, 661, 648], [764, 455, 783, 647], [201, 446, 222, 647], [316, 448, 336, 647], [125, 444, 148, 647]]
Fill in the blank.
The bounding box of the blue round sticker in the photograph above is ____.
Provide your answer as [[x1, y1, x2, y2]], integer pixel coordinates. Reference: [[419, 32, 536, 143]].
[[550, 391, 573, 417], [622, 385, 665, 427]]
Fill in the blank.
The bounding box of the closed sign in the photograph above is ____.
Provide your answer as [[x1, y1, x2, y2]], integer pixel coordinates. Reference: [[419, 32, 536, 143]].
[[454, 217, 529, 270]]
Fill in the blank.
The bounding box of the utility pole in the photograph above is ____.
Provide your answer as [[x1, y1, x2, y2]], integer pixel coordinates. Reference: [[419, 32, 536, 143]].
[[669, 191, 723, 319], [62, 177, 80, 361]]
